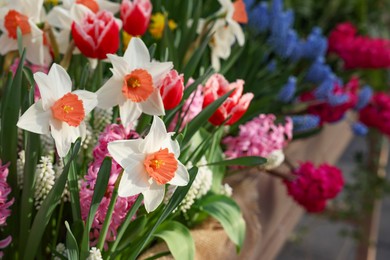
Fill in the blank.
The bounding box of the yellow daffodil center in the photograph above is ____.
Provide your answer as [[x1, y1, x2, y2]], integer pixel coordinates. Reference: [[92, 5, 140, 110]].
[[144, 148, 178, 185], [51, 93, 85, 127], [122, 69, 154, 102], [149, 12, 177, 39]]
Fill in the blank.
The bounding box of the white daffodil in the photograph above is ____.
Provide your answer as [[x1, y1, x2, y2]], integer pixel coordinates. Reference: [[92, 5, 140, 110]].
[[207, 0, 246, 71], [46, 0, 119, 54], [0, 0, 52, 65], [107, 116, 189, 213], [97, 38, 172, 126], [17, 63, 97, 157]]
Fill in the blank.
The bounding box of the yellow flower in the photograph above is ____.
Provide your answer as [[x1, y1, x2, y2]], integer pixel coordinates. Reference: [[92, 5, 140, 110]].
[[122, 31, 132, 51], [149, 12, 177, 39], [44, 0, 59, 5]]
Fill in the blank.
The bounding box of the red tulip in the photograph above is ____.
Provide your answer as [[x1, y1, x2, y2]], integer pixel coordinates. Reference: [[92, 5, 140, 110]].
[[71, 10, 120, 59], [160, 70, 184, 110], [120, 0, 152, 36], [202, 74, 254, 126]]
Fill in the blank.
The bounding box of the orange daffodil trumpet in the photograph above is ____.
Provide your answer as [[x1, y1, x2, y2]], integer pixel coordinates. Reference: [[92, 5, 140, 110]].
[[96, 37, 172, 126], [17, 63, 98, 157], [108, 116, 189, 212]]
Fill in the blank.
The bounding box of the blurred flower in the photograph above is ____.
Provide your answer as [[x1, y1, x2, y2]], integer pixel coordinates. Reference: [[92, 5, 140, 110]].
[[284, 162, 344, 213], [0, 0, 52, 65], [203, 73, 253, 125], [304, 57, 334, 84], [277, 76, 297, 103], [359, 92, 390, 136], [351, 122, 368, 136], [328, 22, 390, 69], [300, 77, 359, 125], [80, 123, 139, 246], [71, 10, 121, 59], [220, 183, 233, 197], [54, 243, 67, 260], [96, 38, 172, 126], [263, 149, 285, 170], [120, 0, 152, 36], [17, 63, 98, 157], [0, 161, 13, 256], [87, 247, 103, 260], [355, 85, 373, 111], [160, 70, 184, 110], [16, 150, 25, 189], [291, 114, 320, 132], [149, 12, 177, 39], [246, 1, 269, 33], [108, 116, 189, 212], [223, 114, 292, 160], [301, 27, 327, 60]]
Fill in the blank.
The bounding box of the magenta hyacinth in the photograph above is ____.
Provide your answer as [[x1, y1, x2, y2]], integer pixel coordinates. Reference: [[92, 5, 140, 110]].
[[80, 124, 139, 247], [223, 114, 293, 159], [0, 161, 14, 257]]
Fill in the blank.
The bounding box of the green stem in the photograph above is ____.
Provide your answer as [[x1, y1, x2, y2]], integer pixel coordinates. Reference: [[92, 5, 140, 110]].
[[107, 194, 144, 259], [97, 172, 123, 251], [52, 199, 65, 252], [66, 158, 81, 223]]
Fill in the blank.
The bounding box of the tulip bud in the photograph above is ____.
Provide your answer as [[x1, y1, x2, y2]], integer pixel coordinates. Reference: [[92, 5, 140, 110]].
[[71, 10, 120, 59], [160, 70, 184, 110], [203, 74, 253, 126], [120, 0, 152, 36]]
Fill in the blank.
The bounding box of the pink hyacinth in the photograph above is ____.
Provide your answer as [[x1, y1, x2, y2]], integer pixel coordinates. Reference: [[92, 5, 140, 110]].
[[223, 114, 292, 159], [284, 162, 344, 213], [359, 92, 390, 136], [80, 124, 139, 247], [10, 58, 49, 101], [328, 22, 390, 69], [168, 78, 204, 131], [0, 161, 14, 257]]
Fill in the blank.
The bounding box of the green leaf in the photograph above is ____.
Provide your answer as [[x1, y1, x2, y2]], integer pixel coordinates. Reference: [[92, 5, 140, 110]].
[[154, 221, 195, 260], [23, 139, 81, 260], [205, 156, 267, 167], [182, 89, 234, 144], [65, 221, 80, 260], [198, 195, 246, 251], [80, 158, 112, 259], [128, 167, 198, 259], [67, 155, 82, 223]]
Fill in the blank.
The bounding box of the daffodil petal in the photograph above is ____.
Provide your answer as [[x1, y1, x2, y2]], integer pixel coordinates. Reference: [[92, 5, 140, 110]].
[[124, 37, 150, 70], [50, 63, 73, 96], [50, 119, 84, 157], [107, 140, 144, 167], [168, 161, 189, 186], [143, 116, 167, 153], [119, 99, 142, 127], [46, 6, 73, 29], [148, 61, 173, 87], [0, 35, 17, 55], [160, 134, 180, 158], [142, 181, 165, 213], [139, 90, 165, 117], [107, 54, 130, 78], [72, 90, 97, 114], [96, 77, 123, 109], [98, 0, 120, 14], [17, 100, 51, 135], [118, 161, 150, 197]]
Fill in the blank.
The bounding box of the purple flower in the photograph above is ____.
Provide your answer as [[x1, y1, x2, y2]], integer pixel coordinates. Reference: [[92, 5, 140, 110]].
[[277, 76, 297, 103], [0, 161, 13, 256]]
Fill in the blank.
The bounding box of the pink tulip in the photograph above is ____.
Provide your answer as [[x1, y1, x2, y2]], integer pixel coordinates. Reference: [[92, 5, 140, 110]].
[[160, 70, 184, 110], [71, 10, 120, 59], [120, 0, 152, 36]]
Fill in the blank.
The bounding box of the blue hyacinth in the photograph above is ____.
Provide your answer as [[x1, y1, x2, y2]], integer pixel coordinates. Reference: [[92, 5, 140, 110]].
[[301, 27, 328, 60], [277, 76, 297, 102], [313, 75, 336, 99], [304, 57, 334, 84], [291, 114, 321, 132], [247, 2, 270, 33], [351, 122, 369, 136], [327, 93, 349, 107], [355, 85, 373, 111]]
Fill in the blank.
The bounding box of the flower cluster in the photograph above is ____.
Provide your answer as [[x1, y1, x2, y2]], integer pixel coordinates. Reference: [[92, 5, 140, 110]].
[[0, 161, 13, 257], [284, 162, 344, 213], [223, 114, 292, 169], [299, 77, 359, 125], [80, 123, 139, 246], [328, 22, 390, 69], [359, 92, 390, 136]]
